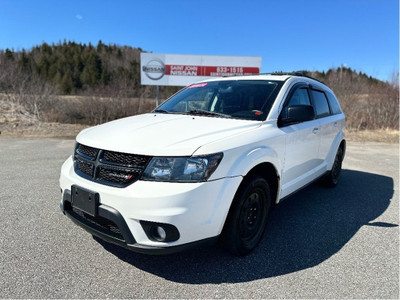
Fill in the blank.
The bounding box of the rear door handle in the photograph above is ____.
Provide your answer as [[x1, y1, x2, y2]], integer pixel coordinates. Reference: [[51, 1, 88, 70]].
[[313, 128, 319, 134], [334, 122, 338, 127]]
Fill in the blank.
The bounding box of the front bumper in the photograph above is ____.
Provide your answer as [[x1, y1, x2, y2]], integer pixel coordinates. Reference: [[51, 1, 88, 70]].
[[60, 156, 242, 254], [60, 190, 218, 254]]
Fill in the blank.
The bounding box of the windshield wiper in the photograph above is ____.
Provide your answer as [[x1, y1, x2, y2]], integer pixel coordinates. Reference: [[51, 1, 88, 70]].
[[153, 109, 170, 113], [187, 109, 230, 118]]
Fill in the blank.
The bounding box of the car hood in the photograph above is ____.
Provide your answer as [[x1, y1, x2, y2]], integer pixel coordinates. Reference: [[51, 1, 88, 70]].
[[76, 113, 261, 156]]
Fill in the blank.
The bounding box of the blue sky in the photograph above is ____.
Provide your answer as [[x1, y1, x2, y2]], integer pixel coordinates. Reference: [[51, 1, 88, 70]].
[[0, 0, 398, 81]]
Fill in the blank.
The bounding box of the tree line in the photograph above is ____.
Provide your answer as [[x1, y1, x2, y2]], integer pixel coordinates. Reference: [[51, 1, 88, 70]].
[[0, 41, 398, 130], [0, 41, 177, 98]]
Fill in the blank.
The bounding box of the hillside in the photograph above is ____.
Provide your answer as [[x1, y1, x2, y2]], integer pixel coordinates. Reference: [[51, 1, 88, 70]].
[[0, 41, 179, 98], [0, 41, 398, 133], [303, 68, 399, 130]]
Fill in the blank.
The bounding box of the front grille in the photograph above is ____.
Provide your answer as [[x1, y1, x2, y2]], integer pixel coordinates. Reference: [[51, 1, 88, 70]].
[[72, 207, 123, 240], [77, 144, 98, 160], [76, 158, 94, 177], [73, 143, 152, 187], [98, 166, 142, 184], [102, 151, 149, 167]]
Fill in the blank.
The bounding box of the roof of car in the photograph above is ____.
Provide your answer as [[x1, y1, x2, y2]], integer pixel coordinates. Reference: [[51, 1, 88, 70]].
[[202, 74, 291, 82], [201, 72, 324, 85]]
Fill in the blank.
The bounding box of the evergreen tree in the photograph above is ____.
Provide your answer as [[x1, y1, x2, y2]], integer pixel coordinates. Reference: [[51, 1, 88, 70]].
[[18, 50, 30, 71], [60, 69, 74, 94], [5, 48, 14, 60]]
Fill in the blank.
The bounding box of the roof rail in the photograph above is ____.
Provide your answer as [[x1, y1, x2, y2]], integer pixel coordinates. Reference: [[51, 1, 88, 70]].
[[269, 71, 325, 84], [223, 71, 325, 84]]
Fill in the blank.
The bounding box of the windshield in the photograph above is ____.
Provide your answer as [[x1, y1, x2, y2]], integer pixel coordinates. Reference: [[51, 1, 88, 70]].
[[154, 80, 284, 121]]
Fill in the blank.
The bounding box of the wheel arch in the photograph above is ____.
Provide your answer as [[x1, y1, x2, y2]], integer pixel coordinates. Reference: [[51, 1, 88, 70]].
[[326, 131, 346, 170], [221, 161, 280, 233], [243, 162, 280, 205], [224, 146, 282, 205], [219, 162, 280, 254]]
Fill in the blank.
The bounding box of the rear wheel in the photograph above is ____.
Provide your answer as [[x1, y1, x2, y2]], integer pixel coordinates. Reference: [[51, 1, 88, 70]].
[[324, 147, 343, 187], [222, 176, 272, 256]]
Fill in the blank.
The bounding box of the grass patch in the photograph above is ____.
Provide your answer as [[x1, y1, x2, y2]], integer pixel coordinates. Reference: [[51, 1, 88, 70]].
[[346, 129, 399, 143]]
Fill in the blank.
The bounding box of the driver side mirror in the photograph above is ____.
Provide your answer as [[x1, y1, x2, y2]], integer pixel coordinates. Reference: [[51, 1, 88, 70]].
[[279, 105, 315, 126]]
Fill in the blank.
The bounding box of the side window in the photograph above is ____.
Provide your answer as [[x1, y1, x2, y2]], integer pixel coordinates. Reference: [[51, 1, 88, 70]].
[[287, 87, 311, 106], [311, 89, 330, 118], [279, 86, 314, 126], [326, 91, 342, 114]]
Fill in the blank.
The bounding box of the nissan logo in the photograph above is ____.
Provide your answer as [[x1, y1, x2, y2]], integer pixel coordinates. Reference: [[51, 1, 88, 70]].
[[142, 58, 167, 80]]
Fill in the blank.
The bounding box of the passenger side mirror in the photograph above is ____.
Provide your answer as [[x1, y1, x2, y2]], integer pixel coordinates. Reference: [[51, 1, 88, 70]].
[[279, 105, 315, 126]]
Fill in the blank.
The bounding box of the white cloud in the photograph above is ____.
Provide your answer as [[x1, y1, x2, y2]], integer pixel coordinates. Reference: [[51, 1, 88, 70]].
[[76, 14, 83, 20]]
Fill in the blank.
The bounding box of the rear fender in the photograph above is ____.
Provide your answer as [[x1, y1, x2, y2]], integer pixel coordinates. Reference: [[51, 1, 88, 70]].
[[326, 131, 346, 170]]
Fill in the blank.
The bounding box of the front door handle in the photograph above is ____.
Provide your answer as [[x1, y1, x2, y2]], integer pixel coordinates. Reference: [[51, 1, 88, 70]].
[[313, 128, 319, 134]]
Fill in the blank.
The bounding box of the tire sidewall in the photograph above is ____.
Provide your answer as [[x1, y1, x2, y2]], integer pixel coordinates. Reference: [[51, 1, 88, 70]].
[[223, 176, 272, 255], [326, 147, 343, 187]]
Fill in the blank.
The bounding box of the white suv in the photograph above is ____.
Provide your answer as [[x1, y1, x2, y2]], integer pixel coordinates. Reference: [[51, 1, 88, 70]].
[[60, 74, 345, 255]]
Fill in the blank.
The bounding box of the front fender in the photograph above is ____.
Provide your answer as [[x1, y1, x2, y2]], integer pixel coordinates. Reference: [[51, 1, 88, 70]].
[[224, 146, 282, 179]]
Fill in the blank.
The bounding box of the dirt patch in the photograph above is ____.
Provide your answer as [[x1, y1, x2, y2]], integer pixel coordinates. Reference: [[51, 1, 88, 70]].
[[0, 121, 88, 139]]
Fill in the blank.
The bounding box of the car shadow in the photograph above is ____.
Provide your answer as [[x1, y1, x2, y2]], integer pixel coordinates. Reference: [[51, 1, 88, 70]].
[[93, 169, 396, 284]]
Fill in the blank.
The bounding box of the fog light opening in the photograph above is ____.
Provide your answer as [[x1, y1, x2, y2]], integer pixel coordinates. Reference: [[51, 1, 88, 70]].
[[152, 225, 167, 242], [140, 220, 180, 242]]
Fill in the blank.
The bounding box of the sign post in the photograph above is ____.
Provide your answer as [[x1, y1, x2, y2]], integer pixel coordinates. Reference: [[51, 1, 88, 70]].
[[156, 85, 159, 107]]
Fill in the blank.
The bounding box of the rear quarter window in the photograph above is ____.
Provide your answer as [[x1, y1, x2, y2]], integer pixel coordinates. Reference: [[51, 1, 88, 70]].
[[326, 91, 342, 115]]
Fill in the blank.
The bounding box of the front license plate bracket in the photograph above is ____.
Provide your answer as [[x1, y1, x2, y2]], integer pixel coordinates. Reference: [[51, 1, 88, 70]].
[[71, 185, 99, 217]]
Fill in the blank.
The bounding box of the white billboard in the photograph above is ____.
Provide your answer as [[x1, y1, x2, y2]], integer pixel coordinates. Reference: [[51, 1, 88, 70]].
[[141, 53, 262, 86]]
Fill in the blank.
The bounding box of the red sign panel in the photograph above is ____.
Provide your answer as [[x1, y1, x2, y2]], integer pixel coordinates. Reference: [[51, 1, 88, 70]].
[[165, 65, 260, 77]]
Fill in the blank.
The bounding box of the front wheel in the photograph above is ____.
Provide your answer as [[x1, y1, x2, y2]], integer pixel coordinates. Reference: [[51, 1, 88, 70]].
[[221, 176, 272, 256]]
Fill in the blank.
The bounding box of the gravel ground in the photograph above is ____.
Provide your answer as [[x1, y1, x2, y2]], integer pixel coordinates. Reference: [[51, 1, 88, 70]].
[[0, 137, 398, 299]]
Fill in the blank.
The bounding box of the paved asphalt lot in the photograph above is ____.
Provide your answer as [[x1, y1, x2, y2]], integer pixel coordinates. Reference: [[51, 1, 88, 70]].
[[0, 137, 398, 298]]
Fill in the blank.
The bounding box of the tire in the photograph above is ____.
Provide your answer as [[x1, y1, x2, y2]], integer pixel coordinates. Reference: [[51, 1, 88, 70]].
[[324, 147, 344, 187], [221, 176, 272, 256]]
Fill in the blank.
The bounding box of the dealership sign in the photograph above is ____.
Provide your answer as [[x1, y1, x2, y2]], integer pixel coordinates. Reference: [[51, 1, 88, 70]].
[[141, 53, 262, 86]]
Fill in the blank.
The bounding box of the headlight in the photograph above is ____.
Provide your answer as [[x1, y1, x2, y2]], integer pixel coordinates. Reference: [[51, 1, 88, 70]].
[[141, 153, 223, 182]]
